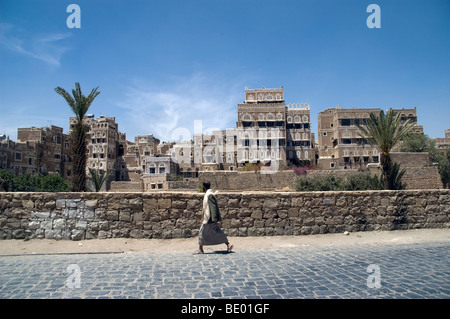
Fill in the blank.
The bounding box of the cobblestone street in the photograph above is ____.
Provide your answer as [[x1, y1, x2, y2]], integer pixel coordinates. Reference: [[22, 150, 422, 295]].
[[1, 241, 449, 300]]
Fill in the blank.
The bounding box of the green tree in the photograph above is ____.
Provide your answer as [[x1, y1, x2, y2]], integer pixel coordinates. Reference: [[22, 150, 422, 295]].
[[387, 162, 407, 190], [357, 109, 414, 190], [342, 173, 384, 191], [12, 173, 70, 192], [12, 174, 39, 191], [55, 83, 100, 192], [39, 174, 71, 192], [296, 175, 343, 191], [438, 148, 450, 188], [0, 169, 14, 191], [400, 133, 441, 163]]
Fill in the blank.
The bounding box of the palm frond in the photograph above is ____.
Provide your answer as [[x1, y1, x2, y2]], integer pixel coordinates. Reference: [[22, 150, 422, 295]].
[[55, 87, 76, 114]]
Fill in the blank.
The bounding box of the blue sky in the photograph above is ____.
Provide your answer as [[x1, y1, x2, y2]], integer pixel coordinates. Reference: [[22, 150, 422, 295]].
[[0, 0, 449, 142]]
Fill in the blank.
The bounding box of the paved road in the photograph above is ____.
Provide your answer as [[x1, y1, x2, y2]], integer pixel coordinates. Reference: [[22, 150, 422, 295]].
[[0, 242, 449, 300]]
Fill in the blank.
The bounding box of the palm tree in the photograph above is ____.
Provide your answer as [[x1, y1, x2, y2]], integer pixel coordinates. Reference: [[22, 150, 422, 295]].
[[88, 168, 109, 192], [357, 109, 414, 190], [55, 83, 100, 192]]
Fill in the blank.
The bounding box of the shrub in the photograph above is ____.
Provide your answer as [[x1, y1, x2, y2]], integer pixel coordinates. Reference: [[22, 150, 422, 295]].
[[12, 173, 71, 192], [296, 173, 383, 192], [296, 174, 343, 191], [240, 163, 262, 172], [341, 173, 384, 191], [0, 169, 14, 191]]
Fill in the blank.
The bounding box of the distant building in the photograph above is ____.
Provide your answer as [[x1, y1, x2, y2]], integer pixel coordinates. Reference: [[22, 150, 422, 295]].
[[3, 87, 434, 191], [142, 156, 177, 191], [118, 134, 161, 182], [317, 106, 423, 169], [170, 86, 316, 174], [434, 129, 450, 157], [0, 125, 71, 178], [236, 86, 315, 169]]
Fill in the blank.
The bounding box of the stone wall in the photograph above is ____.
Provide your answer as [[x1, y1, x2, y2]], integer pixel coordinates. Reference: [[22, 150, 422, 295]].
[[0, 190, 449, 240], [199, 168, 443, 191], [402, 167, 443, 190], [109, 181, 143, 192], [390, 152, 430, 167], [199, 171, 299, 191]]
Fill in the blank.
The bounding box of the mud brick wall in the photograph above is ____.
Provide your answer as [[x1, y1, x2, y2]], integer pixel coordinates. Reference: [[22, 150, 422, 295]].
[[199, 168, 443, 191], [0, 190, 449, 240]]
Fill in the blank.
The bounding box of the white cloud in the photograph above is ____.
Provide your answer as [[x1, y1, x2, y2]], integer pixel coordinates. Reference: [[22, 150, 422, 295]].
[[117, 74, 242, 142], [0, 23, 71, 66]]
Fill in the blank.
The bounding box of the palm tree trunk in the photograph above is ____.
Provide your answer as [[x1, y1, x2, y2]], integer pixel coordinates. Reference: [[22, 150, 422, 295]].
[[71, 124, 87, 192], [380, 152, 392, 190]]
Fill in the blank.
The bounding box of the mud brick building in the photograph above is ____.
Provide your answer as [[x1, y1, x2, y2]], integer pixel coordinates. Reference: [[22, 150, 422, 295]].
[[317, 106, 423, 169]]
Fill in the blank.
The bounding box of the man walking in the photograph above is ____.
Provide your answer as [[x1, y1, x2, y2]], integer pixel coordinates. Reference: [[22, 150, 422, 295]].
[[193, 181, 233, 254]]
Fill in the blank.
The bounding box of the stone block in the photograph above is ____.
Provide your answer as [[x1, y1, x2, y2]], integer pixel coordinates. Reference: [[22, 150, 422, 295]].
[[55, 199, 66, 209], [186, 199, 200, 210], [53, 219, 66, 229], [40, 220, 52, 230], [22, 200, 34, 209], [251, 210, 263, 219], [248, 199, 263, 208], [12, 229, 26, 239], [31, 211, 50, 219], [129, 198, 143, 210], [85, 231, 97, 239], [228, 198, 240, 208], [28, 221, 40, 230], [172, 200, 186, 209], [44, 200, 56, 209], [106, 210, 119, 221], [119, 211, 131, 221], [99, 221, 109, 230], [45, 229, 61, 239], [67, 209, 78, 219], [130, 229, 144, 239], [183, 229, 192, 238], [158, 199, 172, 209], [76, 221, 87, 230], [288, 208, 299, 217], [263, 199, 279, 209], [98, 230, 110, 239], [291, 197, 303, 207], [172, 229, 182, 238], [143, 198, 158, 211], [85, 200, 98, 208], [238, 227, 247, 236], [230, 219, 241, 228], [84, 208, 95, 220], [71, 229, 85, 241]]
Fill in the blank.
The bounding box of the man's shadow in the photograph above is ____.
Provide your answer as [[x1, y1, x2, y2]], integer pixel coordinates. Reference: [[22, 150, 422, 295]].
[[206, 250, 235, 255]]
